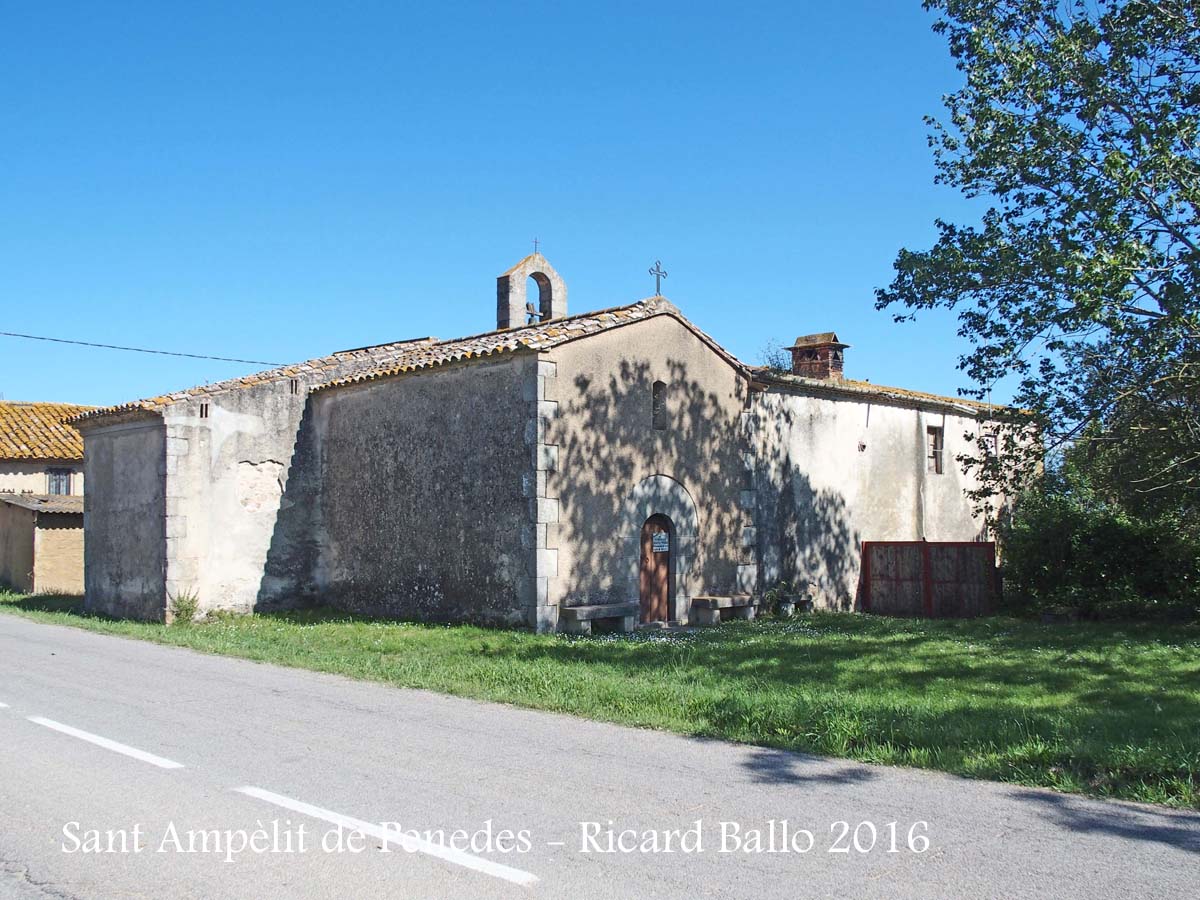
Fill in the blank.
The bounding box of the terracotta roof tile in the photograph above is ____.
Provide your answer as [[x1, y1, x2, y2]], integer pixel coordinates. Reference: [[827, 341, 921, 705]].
[[0, 402, 92, 460], [839, 379, 997, 409], [72, 335, 445, 424], [74, 297, 743, 422], [315, 297, 748, 390], [752, 369, 1001, 412], [76, 301, 688, 422], [67, 293, 1007, 426]]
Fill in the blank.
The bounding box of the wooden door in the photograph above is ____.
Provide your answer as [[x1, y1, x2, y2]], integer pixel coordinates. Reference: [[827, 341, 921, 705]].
[[639, 515, 672, 623]]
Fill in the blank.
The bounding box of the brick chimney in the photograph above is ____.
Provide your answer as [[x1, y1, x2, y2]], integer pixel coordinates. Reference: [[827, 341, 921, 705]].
[[787, 332, 849, 380]]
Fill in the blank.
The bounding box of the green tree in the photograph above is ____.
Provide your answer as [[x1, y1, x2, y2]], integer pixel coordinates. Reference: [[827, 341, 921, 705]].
[[878, 0, 1200, 521]]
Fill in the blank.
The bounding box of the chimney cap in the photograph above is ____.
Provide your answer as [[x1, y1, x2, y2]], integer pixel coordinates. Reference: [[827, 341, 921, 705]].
[[788, 332, 849, 350]]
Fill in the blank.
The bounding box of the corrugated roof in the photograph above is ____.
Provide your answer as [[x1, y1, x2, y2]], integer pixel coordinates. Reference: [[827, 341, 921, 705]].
[[0, 402, 92, 460], [0, 493, 84, 514]]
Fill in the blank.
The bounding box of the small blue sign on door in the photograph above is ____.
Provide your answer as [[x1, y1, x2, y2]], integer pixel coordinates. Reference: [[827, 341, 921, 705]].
[[652, 532, 670, 553]]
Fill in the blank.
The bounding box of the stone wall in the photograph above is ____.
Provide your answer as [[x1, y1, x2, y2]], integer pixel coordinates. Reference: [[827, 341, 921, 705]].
[[311, 356, 532, 625], [81, 417, 166, 618], [749, 387, 992, 609], [0, 502, 34, 593], [33, 513, 84, 594], [545, 315, 751, 623], [159, 379, 316, 616]]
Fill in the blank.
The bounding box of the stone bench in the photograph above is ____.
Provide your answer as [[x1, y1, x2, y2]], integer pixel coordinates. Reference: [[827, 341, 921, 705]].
[[691, 594, 757, 626], [559, 602, 639, 635]]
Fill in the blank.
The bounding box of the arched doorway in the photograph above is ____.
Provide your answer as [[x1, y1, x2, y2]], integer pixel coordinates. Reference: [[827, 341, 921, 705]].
[[623, 475, 698, 624], [639, 514, 673, 623]]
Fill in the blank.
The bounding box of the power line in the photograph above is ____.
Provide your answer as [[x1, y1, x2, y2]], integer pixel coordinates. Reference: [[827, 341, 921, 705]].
[[0, 330, 285, 367]]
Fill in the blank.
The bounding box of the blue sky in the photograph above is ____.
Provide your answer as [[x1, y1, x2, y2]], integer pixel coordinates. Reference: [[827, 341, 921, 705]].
[[1, 1, 995, 407]]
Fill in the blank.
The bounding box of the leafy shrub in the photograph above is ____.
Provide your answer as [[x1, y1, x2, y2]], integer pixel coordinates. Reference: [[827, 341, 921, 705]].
[[1001, 481, 1200, 617]]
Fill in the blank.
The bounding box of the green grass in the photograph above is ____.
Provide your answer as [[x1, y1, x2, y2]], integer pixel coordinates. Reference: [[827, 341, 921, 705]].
[[2, 591, 1198, 808]]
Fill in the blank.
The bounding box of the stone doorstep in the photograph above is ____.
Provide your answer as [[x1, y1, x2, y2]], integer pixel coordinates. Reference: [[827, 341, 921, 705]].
[[559, 602, 640, 622]]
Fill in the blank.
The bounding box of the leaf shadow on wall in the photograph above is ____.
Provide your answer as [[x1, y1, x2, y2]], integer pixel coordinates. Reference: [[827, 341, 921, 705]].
[[760, 446, 862, 611], [556, 357, 860, 611]]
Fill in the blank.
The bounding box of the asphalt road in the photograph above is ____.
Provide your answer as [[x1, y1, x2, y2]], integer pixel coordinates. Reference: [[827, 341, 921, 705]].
[[0, 615, 1196, 899]]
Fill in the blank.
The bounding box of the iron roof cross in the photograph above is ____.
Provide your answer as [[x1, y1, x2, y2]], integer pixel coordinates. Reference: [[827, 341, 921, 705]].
[[533, 237, 540, 254], [649, 260, 668, 295]]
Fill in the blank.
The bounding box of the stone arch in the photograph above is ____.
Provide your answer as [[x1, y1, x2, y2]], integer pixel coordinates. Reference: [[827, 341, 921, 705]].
[[621, 474, 699, 623], [497, 253, 568, 329], [529, 271, 553, 321]]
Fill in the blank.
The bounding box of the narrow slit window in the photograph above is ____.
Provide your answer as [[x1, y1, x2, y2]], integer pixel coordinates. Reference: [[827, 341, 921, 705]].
[[290, 378, 300, 395], [199, 402, 210, 419], [652, 380, 667, 431], [927, 426, 944, 474]]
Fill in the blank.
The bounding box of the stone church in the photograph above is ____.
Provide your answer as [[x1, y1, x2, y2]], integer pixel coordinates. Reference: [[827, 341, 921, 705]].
[[75, 253, 997, 631]]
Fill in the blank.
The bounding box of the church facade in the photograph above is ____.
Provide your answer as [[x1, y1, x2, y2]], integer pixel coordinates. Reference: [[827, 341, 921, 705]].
[[75, 254, 997, 631]]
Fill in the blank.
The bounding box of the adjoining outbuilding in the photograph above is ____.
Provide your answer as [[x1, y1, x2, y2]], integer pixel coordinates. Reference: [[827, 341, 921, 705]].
[[74, 253, 1006, 628], [0, 401, 91, 497], [0, 493, 84, 594], [0, 400, 91, 595]]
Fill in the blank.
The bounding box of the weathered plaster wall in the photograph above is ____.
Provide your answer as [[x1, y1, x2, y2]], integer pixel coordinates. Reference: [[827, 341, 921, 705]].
[[312, 356, 531, 625], [81, 418, 166, 618], [0, 502, 34, 592], [546, 315, 751, 623], [161, 380, 317, 615], [751, 388, 991, 609], [32, 514, 84, 594], [0, 462, 83, 495]]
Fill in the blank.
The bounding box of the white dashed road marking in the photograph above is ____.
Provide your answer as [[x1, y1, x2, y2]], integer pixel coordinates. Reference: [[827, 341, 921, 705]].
[[235, 785, 539, 887], [27, 716, 185, 769]]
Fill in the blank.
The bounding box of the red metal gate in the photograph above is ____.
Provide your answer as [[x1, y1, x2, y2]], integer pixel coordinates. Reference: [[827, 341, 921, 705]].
[[861, 541, 998, 618]]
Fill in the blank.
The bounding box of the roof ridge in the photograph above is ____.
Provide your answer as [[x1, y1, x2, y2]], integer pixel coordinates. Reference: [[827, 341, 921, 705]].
[[314, 300, 670, 391], [73, 299, 663, 424], [316, 297, 749, 393], [424, 298, 654, 348]]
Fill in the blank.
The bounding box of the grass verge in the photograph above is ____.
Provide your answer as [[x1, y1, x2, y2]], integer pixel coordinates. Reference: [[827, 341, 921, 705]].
[[2, 592, 1197, 808]]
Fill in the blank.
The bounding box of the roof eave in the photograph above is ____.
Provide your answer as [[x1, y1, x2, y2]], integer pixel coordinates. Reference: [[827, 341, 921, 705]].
[[751, 370, 1003, 416], [72, 406, 164, 430], [314, 344, 540, 393]]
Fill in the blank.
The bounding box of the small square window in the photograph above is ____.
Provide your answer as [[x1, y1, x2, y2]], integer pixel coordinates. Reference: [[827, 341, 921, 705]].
[[47, 468, 72, 495], [927, 426, 944, 475]]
